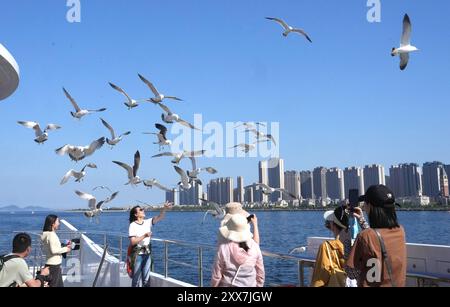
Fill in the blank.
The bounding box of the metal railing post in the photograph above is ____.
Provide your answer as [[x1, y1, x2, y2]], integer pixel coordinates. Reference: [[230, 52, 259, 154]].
[[299, 260, 305, 287], [164, 241, 169, 278], [198, 247, 203, 287], [119, 236, 123, 262]]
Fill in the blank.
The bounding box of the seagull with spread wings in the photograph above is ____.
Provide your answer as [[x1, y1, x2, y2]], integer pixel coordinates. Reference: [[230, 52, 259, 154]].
[[17, 121, 61, 144], [100, 118, 131, 147], [55, 137, 105, 162], [266, 17, 312, 42], [109, 82, 148, 109], [63, 87, 107, 119], [144, 124, 172, 150], [391, 14, 419, 70], [60, 163, 97, 185], [113, 150, 142, 186], [138, 73, 183, 103]]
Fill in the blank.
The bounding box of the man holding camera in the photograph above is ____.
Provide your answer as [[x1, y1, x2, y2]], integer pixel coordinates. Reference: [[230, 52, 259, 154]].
[[0, 233, 50, 287]]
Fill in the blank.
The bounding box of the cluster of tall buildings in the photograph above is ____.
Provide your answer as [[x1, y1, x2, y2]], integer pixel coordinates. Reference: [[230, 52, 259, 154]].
[[166, 159, 450, 206]]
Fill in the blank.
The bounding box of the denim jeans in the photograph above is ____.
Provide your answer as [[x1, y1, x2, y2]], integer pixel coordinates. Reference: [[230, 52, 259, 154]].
[[132, 254, 152, 287]]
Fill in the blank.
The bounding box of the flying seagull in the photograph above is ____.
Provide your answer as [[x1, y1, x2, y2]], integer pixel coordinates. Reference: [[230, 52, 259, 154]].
[[174, 166, 193, 190], [55, 137, 105, 162], [76, 190, 119, 218], [245, 128, 277, 146], [17, 121, 61, 144], [63, 87, 107, 119], [151, 150, 206, 165], [391, 14, 419, 70], [235, 122, 266, 130], [152, 101, 201, 130], [109, 82, 147, 109], [288, 246, 307, 255], [138, 73, 183, 103], [100, 118, 131, 147], [143, 179, 173, 192], [93, 186, 112, 193], [144, 124, 172, 150], [113, 150, 142, 186], [60, 163, 97, 185], [266, 17, 312, 43], [256, 183, 298, 200], [199, 198, 226, 223], [229, 143, 257, 153]]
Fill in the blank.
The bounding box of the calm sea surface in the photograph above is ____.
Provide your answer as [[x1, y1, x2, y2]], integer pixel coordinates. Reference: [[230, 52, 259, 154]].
[[1, 210, 449, 286]]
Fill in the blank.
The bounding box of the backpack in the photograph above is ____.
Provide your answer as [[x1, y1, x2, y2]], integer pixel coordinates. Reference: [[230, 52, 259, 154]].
[[0, 254, 20, 272], [0, 254, 21, 287]]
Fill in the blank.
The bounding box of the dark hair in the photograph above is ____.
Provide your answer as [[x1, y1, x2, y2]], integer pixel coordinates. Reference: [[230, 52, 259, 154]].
[[368, 205, 400, 229], [129, 206, 141, 224], [12, 233, 32, 253], [334, 206, 349, 231], [43, 215, 58, 232], [238, 242, 250, 252]]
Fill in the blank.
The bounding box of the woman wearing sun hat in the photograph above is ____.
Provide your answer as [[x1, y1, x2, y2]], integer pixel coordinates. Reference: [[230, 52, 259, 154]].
[[310, 206, 349, 287], [211, 214, 265, 287]]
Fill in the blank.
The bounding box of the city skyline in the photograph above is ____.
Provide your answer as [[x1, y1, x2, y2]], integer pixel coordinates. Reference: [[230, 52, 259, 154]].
[[1, 1, 450, 209]]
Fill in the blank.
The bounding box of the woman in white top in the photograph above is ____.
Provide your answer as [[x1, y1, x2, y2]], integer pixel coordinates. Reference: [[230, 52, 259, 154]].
[[128, 202, 172, 287], [41, 215, 72, 287]]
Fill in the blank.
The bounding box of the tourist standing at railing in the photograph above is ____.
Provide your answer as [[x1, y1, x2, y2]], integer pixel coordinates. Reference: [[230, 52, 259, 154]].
[[212, 214, 265, 287], [310, 207, 349, 287], [220, 202, 259, 244], [0, 233, 50, 287], [128, 202, 172, 287], [346, 185, 407, 287], [41, 215, 72, 287]]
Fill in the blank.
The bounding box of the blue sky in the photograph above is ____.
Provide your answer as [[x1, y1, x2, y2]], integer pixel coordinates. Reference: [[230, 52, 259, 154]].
[[0, 0, 449, 209]]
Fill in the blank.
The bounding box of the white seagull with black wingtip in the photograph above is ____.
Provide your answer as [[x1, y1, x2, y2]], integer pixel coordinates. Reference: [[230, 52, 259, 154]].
[[60, 163, 97, 185], [174, 166, 192, 190], [391, 14, 419, 71], [63, 87, 107, 119], [266, 17, 312, 43], [152, 101, 201, 131], [152, 150, 206, 165], [17, 121, 61, 144], [100, 118, 131, 147], [109, 82, 148, 110], [76, 190, 119, 218], [55, 137, 105, 162], [113, 150, 142, 186], [144, 124, 172, 150], [138, 73, 183, 103]]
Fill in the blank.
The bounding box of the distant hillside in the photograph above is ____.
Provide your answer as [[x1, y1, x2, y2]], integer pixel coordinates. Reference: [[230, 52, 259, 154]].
[[0, 205, 52, 212]]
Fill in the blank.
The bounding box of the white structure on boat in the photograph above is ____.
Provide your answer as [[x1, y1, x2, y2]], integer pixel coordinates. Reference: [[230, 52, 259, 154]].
[[0, 43, 19, 101]]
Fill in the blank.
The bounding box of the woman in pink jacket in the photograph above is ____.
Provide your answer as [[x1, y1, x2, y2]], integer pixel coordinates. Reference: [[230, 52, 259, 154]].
[[211, 214, 265, 287]]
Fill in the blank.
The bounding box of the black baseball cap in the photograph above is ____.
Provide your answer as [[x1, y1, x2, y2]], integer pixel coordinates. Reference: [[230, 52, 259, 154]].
[[358, 185, 400, 208]]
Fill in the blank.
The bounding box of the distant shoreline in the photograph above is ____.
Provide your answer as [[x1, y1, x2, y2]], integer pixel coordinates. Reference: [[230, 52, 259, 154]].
[[63, 207, 450, 213]]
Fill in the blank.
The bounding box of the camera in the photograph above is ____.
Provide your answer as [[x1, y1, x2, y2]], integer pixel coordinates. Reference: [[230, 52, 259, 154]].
[[246, 214, 255, 223]]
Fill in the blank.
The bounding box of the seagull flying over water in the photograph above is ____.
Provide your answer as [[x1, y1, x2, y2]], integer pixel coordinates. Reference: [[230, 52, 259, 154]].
[[288, 246, 307, 255], [63, 88, 107, 119], [391, 14, 419, 70], [17, 121, 61, 144], [174, 166, 193, 190], [266, 17, 312, 43], [199, 198, 226, 223], [256, 183, 298, 200], [138, 73, 183, 103], [60, 163, 97, 185], [100, 118, 131, 147], [113, 150, 142, 186], [55, 137, 105, 162], [144, 124, 172, 150], [109, 82, 147, 109]]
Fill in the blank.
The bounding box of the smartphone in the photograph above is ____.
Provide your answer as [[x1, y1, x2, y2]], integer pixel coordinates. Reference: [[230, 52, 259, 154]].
[[348, 189, 359, 211], [246, 214, 255, 223]]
